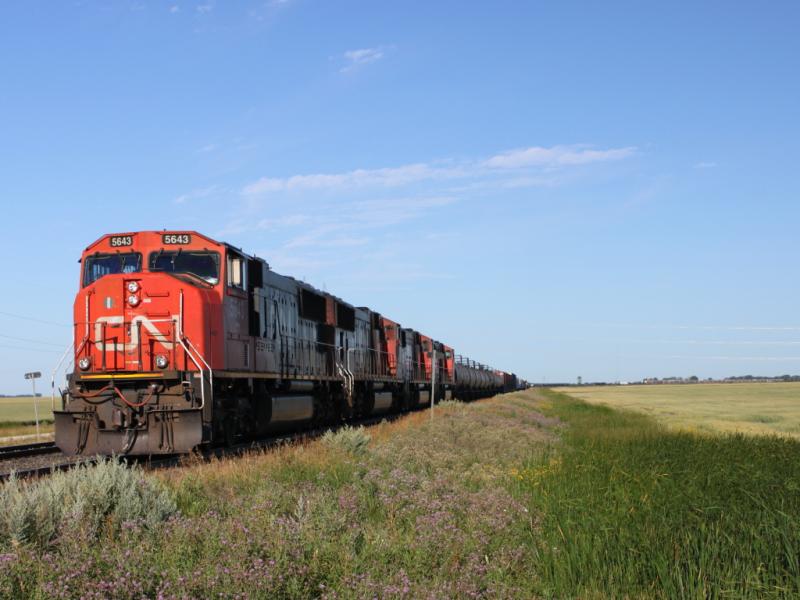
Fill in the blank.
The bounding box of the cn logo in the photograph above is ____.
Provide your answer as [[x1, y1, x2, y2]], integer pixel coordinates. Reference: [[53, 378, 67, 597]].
[[94, 316, 175, 352]]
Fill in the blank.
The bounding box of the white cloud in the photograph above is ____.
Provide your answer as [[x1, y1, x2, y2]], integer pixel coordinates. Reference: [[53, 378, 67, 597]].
[[243, 163, 462, 195], [694, 161, 717, 169], [285, 232, 369, 249], [170, 5, 180, 13], [340, 47, 385, 73], [219, 143, 636, 284], [483, 145, 636, 169], [242, 144, 635, 197], [196, 2, 213, 14], [348, 196, 457, 227], [173, 185, 219, 204], [255, 214, 312, 230], [214, 195, 460, 281]]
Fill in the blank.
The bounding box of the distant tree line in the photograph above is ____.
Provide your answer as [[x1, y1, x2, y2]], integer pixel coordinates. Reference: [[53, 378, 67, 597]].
[[641, 375, 800, 385], [550, 374, 800, 387]]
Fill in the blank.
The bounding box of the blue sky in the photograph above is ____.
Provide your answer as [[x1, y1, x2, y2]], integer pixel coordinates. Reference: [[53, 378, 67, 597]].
[[0, 1, 798, 392]]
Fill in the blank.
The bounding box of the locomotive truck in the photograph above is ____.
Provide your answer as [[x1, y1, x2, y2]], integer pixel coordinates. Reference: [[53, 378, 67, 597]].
[[54, 231, 517, 455]]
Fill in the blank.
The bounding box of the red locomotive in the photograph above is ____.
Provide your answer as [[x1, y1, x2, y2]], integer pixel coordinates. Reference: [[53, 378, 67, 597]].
[[54, 231, 517, 455]]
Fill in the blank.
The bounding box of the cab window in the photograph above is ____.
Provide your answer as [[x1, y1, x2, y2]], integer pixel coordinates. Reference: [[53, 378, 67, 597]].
[[149, 250, 220, 284], [226, 253, 246, 290], [83, 253, 141, 286]]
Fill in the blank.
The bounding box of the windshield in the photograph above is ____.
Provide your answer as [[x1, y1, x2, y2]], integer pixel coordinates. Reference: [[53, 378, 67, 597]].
[[148, 251, 220, 284], [83, 253, 142, 286]]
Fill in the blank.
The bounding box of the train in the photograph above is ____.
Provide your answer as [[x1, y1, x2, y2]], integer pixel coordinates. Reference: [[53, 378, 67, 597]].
[[53, 231, 520, 455]]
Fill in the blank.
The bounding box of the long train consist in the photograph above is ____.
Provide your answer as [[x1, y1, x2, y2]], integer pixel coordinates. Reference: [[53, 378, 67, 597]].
[[54, 231, 518, 455]]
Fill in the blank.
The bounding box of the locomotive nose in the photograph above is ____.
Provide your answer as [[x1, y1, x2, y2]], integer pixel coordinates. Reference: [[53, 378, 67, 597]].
[[76, 273, 181, 374], [58, 271, 204, 456]]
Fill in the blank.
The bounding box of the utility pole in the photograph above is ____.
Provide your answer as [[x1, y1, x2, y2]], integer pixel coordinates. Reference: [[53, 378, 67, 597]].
[[24, 371, 42, 440], [430, 349, 436, 420]]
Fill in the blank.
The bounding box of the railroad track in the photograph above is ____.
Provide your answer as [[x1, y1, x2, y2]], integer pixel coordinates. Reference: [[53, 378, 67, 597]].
[[142, 412, 404, 472], [0, 441, 83, 483], [0, 441, 58, 460], [0, 411, 406, 483]]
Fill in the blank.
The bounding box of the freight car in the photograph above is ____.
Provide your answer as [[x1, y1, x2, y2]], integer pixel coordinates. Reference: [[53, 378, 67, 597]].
[[53, 231, 515, 455]]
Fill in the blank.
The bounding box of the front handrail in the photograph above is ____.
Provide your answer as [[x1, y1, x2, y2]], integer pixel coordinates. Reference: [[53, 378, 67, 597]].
[[174, 315, 211, 411], [177, 337, 209, 410], [51, 341, 75, 411], [50, 335, 90, 411]]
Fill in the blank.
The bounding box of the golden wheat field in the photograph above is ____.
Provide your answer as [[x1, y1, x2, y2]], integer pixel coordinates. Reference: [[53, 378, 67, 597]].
[[553, 382, 800, 437]]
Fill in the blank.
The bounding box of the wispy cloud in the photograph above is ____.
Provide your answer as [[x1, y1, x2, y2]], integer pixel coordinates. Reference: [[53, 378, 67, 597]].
[[242, 144, 635, 196], [694, 161, 717, 169], [219, 196, 455, 237], [256, 214, 312, 230], [213, 143, 635, 287], [248, 0, 294, 22], [213, 195, 460, 285], [243, 164, 460, 195], [484, 145, 636, 169], [173, 185, 220, 204], [340, 47, 385, 73], [196, 1, 213, 14]]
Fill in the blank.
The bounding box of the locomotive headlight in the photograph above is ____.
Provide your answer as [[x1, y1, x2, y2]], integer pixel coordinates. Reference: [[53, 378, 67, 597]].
[[127, 281, 139, 293], [155, 354, 169, 369], [78, 357, 91, 371], [127, 294, 140, 307]]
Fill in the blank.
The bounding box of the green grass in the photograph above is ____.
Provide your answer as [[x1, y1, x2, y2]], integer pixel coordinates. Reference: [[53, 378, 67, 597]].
[[555, 382, 800, 437], [517, 389, 800, 598], [0, 393, 552, 598], [2, 389, 798, 597]]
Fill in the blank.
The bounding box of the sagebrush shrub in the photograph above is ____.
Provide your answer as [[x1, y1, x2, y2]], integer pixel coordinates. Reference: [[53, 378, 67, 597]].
[[437, 399, 463, 409], [0, 458, 176, 548], [322, 426, 371, 456]]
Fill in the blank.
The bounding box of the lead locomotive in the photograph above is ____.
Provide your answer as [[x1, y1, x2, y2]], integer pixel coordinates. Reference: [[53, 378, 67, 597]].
[[55, 231, 516, 455]]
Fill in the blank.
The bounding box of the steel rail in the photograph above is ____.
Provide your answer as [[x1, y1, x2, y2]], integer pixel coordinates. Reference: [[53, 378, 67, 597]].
[[0, 441, 58, 460]]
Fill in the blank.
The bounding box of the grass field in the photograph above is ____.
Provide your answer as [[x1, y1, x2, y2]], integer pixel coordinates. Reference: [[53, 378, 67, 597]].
[[2, 389, 798, 598], [0, 396, 54, 424], [0, 396, 54, 443], [554, 382, 800, 437], [522, 388, 800, 597], [1, 393, 552, 598]]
